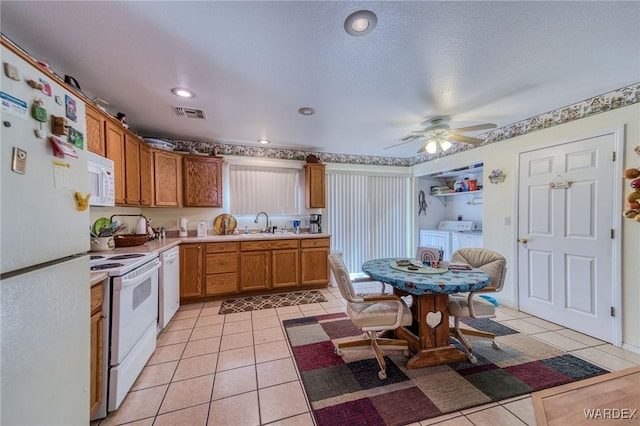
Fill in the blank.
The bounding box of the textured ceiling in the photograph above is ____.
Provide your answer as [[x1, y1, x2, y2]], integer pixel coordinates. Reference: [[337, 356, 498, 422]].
[[1, 1, 639, 158]]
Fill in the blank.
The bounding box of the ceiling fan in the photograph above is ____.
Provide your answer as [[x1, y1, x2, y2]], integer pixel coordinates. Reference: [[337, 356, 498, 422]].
[[386, 117, 497, 154]]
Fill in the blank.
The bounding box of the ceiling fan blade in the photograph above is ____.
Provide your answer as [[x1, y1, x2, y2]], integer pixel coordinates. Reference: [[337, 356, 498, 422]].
[[401, 133, 425, 141], [450, 123, 497, 133], [384, 139, 416, 150], [417, 141, 430, 154], [448, 134, 484, 145]]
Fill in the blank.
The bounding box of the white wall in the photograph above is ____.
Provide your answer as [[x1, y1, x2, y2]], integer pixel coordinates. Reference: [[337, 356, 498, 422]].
[[412, 103, 640, 349]]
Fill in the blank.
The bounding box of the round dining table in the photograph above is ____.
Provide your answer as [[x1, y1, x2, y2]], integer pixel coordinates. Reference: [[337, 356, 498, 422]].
[[362, 258, 490, 368]]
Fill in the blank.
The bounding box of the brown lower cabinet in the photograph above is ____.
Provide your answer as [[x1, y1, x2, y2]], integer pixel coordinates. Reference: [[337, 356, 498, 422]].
[[205, 242, 239, 295], [180, 244, 203, 298], [89, 281, 104, 417], [180, 237, 329, 302], [300, 238, 330, 285], [240, 239, 299, 291]]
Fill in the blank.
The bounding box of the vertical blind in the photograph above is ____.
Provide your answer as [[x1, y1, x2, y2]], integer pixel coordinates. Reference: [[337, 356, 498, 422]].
[[326, 172, 411, 274], [229, 165, 300, 215]]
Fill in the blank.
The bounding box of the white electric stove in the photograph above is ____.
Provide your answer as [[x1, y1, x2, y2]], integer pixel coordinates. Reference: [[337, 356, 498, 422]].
[[90, 252, 159, 276], [89, 251, 161, 419]]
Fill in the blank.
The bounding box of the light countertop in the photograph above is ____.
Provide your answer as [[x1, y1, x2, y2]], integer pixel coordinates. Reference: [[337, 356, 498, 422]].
[[90, 233, 332, 257]]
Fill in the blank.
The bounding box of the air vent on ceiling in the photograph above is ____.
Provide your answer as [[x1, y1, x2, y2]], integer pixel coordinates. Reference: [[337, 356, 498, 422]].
[[173, 106, 207, 119]]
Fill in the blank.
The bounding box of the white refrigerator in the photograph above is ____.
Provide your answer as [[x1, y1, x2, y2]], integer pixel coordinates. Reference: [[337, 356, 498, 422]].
[[1, 39, 91, 425]]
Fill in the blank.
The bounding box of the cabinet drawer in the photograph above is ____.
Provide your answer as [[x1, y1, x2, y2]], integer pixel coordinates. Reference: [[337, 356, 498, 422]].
[[207, 242, 239, 253], [206, 273, 238, 295], [90, 283, 103, 314], [206, 252, 238, 274], [300, 238, 330, 248], [241, 239, 298, 251]]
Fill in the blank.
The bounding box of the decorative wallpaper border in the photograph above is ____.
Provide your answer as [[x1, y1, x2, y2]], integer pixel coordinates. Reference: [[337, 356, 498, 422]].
[[170, 83, 640, 167]]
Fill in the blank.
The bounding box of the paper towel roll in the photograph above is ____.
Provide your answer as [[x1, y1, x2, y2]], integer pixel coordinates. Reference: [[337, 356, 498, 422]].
[[136, 218, 147, 234]]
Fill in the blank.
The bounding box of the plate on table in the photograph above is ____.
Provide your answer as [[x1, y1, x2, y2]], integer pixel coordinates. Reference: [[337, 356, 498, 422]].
[[213, 214, 237, 235], [395, 259, 412, 266]]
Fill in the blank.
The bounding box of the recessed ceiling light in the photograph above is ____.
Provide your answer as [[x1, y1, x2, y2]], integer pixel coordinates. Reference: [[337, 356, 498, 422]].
[[171, 87, 194, 98], [258, 139, 270, 145], [298, 107, 315, 116], [344, 10, 377, 36]]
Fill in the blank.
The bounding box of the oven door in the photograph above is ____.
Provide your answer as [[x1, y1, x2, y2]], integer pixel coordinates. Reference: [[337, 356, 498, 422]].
[[110, 259, 160, 364]]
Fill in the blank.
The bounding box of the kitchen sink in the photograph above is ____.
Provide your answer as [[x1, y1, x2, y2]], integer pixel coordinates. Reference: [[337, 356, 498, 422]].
[[241, 232, 297, 238]]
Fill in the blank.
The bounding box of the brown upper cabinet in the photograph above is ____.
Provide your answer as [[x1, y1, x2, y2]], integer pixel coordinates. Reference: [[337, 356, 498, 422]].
[[85, 105, 223, 208], [305, 163, 326, 209], [124, 135, 140, 205], [183, 156, 223, 207], [86, 105, 106, 157], [105, 121, 126, 205], [154, 150, 182, 207], [139, 143, 153, 206]]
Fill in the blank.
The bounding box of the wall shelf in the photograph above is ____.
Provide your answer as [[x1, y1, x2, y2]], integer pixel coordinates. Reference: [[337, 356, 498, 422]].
[[431, 190, 483, 206], [431, 166, 483, 179]]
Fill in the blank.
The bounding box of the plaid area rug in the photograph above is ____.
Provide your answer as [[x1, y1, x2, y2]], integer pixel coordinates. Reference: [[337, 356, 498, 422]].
[[218, 290, 327, 314], [284, 313, 609, 426]]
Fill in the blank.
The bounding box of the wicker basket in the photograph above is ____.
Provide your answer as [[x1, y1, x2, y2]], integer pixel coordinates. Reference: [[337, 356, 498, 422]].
[[113, 233, 150, 248]]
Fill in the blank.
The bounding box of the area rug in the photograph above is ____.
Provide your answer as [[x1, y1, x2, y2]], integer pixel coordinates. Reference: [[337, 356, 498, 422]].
[[283, 313, 609, 426], [218, 290, 327, 314]]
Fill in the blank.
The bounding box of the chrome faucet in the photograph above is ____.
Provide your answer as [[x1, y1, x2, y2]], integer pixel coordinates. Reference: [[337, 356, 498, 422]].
[[254, 211, 269, 233]]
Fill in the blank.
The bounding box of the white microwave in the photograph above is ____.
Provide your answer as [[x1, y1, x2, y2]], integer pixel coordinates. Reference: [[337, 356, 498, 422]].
[[87, 151, 115, 207]]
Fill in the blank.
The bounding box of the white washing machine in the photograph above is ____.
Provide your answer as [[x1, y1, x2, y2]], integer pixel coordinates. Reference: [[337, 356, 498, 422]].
[[420, 221, 477, 260], [451, 231, 483, 254]]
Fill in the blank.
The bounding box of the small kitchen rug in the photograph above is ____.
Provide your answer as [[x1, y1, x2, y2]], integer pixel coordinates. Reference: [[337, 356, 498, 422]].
[[284, 313, 609, 426], [218, 290, 327, 314]]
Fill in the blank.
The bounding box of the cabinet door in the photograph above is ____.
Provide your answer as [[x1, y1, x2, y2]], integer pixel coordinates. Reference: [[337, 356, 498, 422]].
[[105, 121, 125, 205], [300, 247, 330, 285], [183, 156, 223, 207], [139, 143, 153, 206], [124, 134, 140, 205], [89, 310, 103, 417], [240, 251, 270, 291], [154, 151, 183, 207], [206, 273, 238, 296], [180, 244, 203, 298], [272, 249, 299, 288], [86, 105, 105, 156], [305, 163, 326, 209]]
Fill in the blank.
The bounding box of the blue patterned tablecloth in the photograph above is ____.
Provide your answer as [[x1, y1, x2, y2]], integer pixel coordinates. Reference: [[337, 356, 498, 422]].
[[362, 258, 490, 295]]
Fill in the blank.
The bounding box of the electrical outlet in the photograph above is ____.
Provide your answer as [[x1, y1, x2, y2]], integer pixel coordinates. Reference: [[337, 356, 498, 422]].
[[504, 216, 511, 226]]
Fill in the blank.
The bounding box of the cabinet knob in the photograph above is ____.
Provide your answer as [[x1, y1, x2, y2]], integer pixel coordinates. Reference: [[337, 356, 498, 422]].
[[517, 238, 528, 244]]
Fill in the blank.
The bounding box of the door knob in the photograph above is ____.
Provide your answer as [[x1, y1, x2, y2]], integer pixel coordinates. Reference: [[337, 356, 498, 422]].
[[517, 238, 528, 244]]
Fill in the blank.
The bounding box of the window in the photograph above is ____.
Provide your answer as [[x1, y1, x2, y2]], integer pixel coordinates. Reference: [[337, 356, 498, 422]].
[[326, 171, 412, 275], [229, 164, 300, 215]]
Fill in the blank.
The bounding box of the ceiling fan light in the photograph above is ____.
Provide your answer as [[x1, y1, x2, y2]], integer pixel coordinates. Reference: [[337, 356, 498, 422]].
[[426, 141, 437, 154], [440, 140, 452, 151]]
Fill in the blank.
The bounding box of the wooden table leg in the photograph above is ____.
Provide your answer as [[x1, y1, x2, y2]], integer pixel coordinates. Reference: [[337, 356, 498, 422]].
[[395, 291, 467, 368]]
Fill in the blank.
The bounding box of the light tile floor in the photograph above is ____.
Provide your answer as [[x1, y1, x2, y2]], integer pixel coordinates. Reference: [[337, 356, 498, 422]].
[[95, 282, 640, 426]]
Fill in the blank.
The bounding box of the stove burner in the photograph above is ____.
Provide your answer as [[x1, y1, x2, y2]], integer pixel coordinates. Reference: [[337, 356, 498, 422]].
[[91, 263, 125, 271], [90, 255, 106, 260], [109, 254, 146, 260]]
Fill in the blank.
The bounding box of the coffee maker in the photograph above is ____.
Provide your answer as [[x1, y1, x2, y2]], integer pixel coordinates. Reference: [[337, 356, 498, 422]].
[[309, 214, 322, 233]]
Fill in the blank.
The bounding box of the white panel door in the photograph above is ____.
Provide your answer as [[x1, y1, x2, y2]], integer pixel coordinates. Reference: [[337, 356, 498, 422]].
[[517, 134, 616, 342]]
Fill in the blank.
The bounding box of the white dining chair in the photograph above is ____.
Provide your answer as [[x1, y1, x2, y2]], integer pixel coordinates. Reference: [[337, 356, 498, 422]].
[[328, 253, 412, 379], [448, 248, 507, 363]]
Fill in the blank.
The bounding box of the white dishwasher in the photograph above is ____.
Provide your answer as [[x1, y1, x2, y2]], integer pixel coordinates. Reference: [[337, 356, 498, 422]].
[[158, 246, 180, 331]]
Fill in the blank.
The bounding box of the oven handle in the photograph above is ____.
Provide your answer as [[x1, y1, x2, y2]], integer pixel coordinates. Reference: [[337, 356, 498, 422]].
[[120, 259, 161, 288]]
